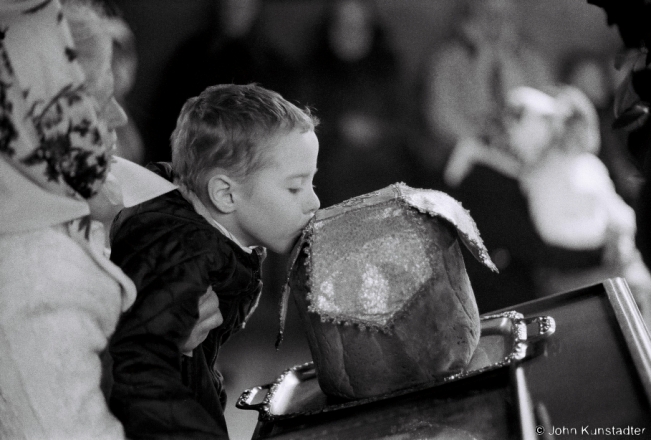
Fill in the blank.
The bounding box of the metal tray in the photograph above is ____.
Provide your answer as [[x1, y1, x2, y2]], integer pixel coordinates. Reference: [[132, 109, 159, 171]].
[[237, 311, 555, 421]]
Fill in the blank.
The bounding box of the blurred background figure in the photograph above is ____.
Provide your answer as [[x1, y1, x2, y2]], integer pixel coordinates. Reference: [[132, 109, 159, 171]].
[[440, 125, 565, 313], [560, 50, 644, 206], [510, 85, 651, 324], [146, 0, 299, 163], [417, 0, 556, 312], [301, 0, 421, 209], [105, 13, 146, 165], [419, 0, 554, 185], [446, 81, 651, 319]]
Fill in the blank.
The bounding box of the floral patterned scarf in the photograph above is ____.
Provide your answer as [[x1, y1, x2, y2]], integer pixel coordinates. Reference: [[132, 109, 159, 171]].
[[1, 0, 110, 205]]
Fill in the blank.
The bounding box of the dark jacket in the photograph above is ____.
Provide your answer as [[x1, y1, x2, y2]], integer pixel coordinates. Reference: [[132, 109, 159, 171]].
[[108, 163, 264, 439]]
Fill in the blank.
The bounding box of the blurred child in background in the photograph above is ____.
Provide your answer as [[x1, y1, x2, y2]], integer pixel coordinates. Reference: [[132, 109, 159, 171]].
[[506, 85, 651, 324]]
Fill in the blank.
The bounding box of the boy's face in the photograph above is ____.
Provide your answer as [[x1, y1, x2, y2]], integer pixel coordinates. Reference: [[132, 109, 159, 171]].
[[231, 129, 320, 254]]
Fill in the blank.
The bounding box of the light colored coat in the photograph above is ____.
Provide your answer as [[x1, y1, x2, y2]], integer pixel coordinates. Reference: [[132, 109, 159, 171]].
[[0, 223, 135, 440]]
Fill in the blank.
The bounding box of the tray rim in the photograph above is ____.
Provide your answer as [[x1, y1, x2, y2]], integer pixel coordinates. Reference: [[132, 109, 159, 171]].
[[237, 310, 554, 421], [495, 277, 651, 407], [603, 278, 651, 405]]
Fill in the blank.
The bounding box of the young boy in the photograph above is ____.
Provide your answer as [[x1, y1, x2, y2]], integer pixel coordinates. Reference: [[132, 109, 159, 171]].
[[108, 84, 320, 439]]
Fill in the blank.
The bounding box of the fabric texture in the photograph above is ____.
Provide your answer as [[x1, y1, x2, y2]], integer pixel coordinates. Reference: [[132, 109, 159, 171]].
[[0, 155, 89, 233], [108, 162, 264, 440], [0, 0, 96, 233], [0, 223, 135, 440], [0, 1, 174, 235]]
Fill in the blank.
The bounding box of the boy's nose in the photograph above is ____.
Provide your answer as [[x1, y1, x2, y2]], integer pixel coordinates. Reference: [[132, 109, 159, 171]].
[[104, 97, 128, 130], [305, 188, 320, 215]]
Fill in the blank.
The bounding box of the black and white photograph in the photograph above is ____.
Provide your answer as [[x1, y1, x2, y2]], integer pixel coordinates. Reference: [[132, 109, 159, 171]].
[[1, 1, 650, 439]]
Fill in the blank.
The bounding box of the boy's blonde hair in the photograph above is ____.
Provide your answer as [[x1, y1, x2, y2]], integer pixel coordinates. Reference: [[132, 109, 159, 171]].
[[171, 84, 318, 204]]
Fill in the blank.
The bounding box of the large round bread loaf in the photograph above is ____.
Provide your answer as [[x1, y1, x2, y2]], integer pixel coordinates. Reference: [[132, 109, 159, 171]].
[[283, 184, 496, 400]]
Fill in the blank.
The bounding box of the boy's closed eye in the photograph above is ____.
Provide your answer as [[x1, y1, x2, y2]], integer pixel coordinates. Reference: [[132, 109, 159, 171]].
[[287, 175, 315, 192], [288, 181, 317, 194]]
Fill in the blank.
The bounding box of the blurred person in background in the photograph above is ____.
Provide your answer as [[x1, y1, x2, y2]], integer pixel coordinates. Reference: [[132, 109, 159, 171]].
[[510, 85, 651, 324], [147, 0, 299, 163], [420, 0, 554, 312], [560, 50, 644, 206], [440, 85, 622, 313], [301, 0, 418, 209], [419, 0, 553, 185]]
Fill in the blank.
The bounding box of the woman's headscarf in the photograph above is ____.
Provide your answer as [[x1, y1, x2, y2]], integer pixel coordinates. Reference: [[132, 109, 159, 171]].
[[1, 0, 110, 201]]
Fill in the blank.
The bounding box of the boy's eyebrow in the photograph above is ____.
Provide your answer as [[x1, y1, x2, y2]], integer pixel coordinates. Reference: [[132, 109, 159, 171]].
[[287, 169, 318, 179]]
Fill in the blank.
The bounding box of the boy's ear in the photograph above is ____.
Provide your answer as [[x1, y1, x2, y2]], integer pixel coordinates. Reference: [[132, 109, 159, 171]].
[[207, 174, 236, 213]]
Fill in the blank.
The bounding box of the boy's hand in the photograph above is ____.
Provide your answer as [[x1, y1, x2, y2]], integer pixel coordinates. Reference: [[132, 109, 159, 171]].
[[181, 286, 223, 356]]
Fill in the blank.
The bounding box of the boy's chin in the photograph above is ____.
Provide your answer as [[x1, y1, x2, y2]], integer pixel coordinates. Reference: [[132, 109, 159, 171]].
[[268, 242, 293, 255], [267, 235, 302, 255]]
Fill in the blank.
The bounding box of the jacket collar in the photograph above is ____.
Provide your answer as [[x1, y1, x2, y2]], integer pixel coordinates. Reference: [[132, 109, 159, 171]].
[[174, 182, 256, 254]]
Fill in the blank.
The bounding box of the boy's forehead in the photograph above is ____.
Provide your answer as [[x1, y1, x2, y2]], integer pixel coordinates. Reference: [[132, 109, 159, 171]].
[[267, 128, 314, 150], [260, 129, 317, 168]]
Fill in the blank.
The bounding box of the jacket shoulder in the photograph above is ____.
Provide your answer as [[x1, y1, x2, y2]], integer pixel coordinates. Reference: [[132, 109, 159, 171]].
[[110, 193, 230, 283]]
